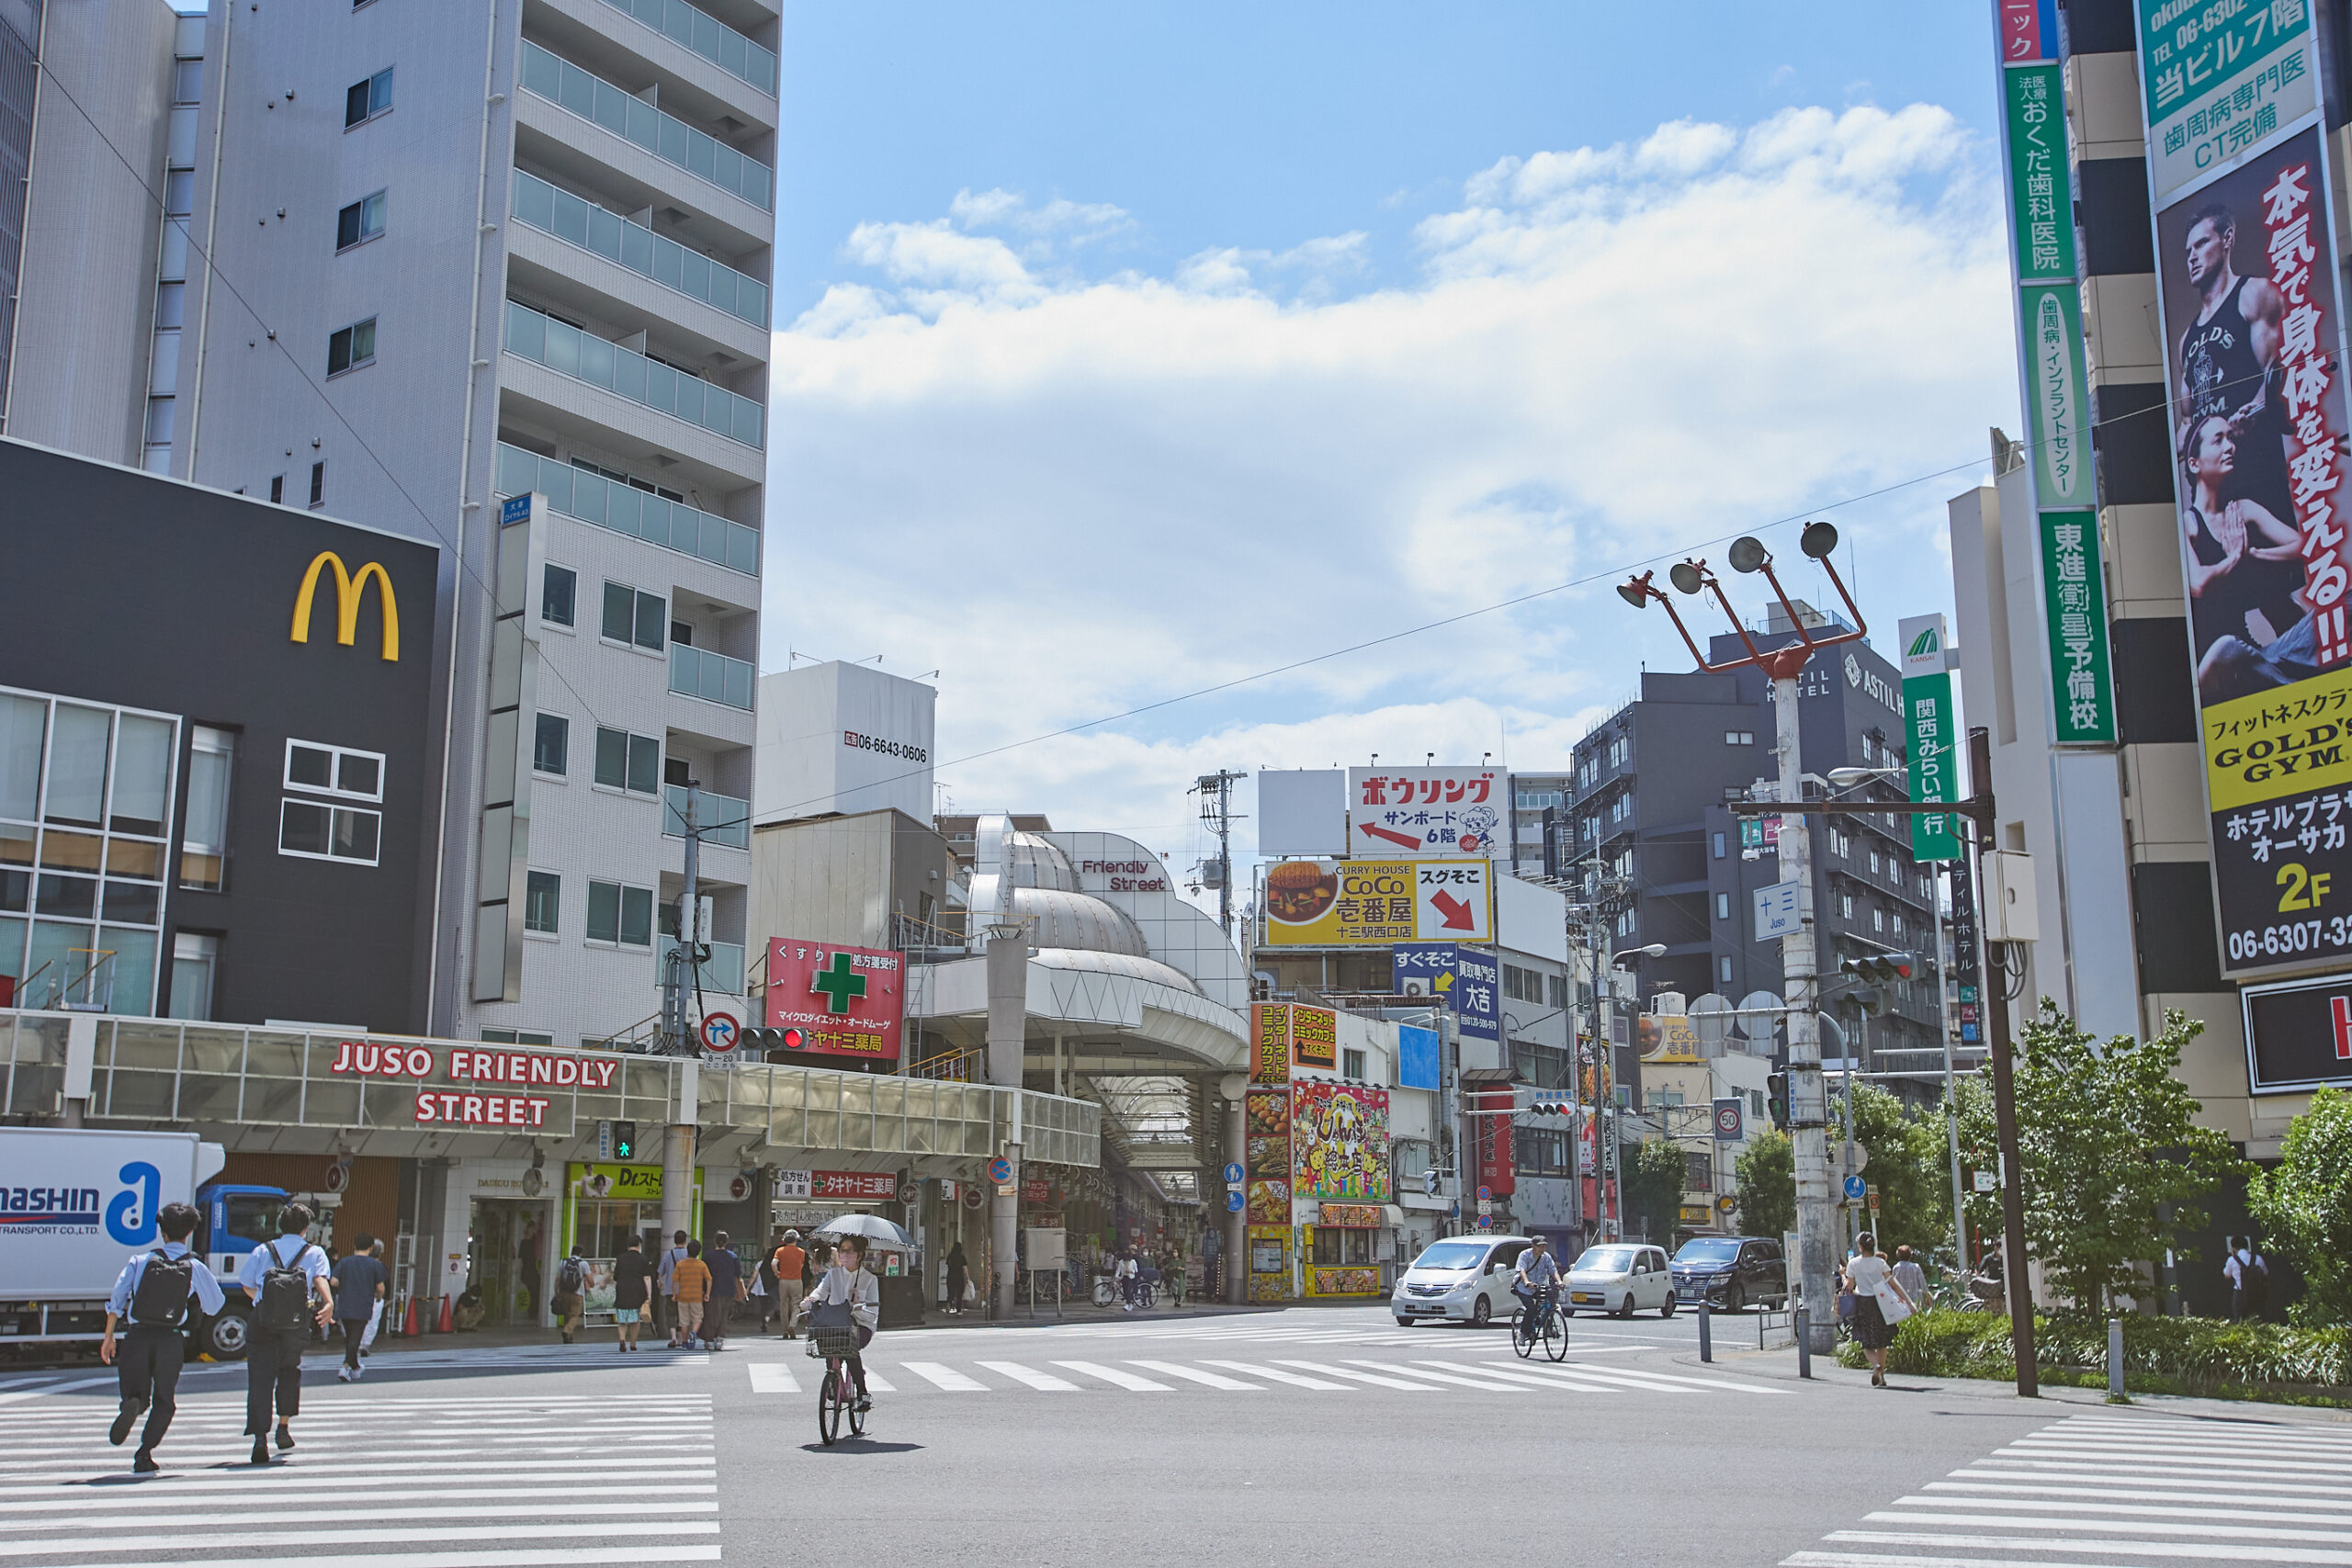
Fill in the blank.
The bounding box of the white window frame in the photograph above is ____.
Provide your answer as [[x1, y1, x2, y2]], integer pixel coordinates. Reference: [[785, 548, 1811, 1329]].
[[277, 797, 382, 867], [283, 739, 386, 802]]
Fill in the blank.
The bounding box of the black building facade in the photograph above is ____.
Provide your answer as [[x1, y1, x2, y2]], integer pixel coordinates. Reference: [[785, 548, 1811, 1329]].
[[0, 439, 443, 1032]]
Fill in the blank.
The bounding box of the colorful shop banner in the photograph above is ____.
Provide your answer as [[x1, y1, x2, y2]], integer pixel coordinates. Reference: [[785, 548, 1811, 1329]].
[[812, 1170, 899, 1201], [1244, 1087, 1292, 1224], [1250, 1001, 1294, 1084], [1289, 1004, 1338, 1070], [1998, 0, 2058, 63], [2151, 124, 2352, 977], [2022, 282, 2093, 509], [2137, 0, 2317, 208], [1344, 766, 1504, 856], [1452, 946, 1499, 1044], [1899, 615, 1964, 861], [1391, 940, 1455, 998], [1247, 1224, 1293, 1303], [1635, 1013, 1700, 1063], [1290, 1082, 1392, 1201], [2039, 512, 2118, 744], [2003, 62, 2075, 282], [763, 939, 904, 1063], [569, 1162, 674, 1201], [1307, 1267, 1382, 1297], [1263, 859, 1493, 945], [1318, 1203, 1384, 1227]]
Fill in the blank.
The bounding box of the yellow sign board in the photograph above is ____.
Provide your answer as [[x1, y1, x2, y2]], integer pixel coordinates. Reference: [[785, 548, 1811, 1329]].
[[1262, 859, 1493, 945], [2201, 662, 2352, 812]]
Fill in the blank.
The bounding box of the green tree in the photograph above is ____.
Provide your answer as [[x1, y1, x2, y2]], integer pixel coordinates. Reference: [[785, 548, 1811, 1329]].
[[1828, 1080, 1951, 1257], [2246, 1086, 2352, 1326], [1951, 1004, 2244, 1314], [1734, 1128, 1794, 1239], [1623, 1137, 1690, 1243]]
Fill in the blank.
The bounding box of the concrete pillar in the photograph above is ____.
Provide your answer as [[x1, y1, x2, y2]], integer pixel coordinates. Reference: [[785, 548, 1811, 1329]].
[[1225, 1094, 1247, 1304], [661, 1060, 700, 1246]]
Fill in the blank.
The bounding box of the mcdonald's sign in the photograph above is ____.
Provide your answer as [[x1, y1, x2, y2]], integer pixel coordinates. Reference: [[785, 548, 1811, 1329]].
[[291, 550, 399, 661]]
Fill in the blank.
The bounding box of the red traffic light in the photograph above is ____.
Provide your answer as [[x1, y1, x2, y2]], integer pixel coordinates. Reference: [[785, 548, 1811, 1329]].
[[781, 1027, 806, 1049]]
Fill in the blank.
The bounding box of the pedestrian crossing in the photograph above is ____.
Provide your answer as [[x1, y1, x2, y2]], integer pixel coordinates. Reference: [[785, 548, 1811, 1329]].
[[746, 1352, 1781, 1398], [1781, 1410, 2352, 1568], [0, 1389, 721, 1566]]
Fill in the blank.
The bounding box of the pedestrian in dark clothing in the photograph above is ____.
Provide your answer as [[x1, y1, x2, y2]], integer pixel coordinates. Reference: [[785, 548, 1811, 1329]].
[[659, 1230, 689, 1347], [237, 1202, 334, 1465], [519, 1221, 544, 1320], [945, 1241, 969, 1316], [101, 1201, 225, 1473], [613, 1235, 651, 1351], [704, 1233, 741, 1348], [552, 1249, 587, 1344], [331, 1233, 389, 1382]]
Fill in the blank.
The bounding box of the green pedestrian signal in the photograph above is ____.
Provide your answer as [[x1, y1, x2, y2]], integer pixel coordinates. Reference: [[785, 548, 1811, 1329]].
[[613, 1120, 639, 1160]]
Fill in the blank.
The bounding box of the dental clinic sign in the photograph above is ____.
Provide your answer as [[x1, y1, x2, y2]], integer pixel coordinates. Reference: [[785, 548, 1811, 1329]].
[[2139, 0, 2316, 208], [326, 1039, 621, 1129]]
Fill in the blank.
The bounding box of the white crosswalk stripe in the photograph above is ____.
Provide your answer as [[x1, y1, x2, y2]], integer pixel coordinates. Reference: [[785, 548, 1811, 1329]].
[[1782, 1411, 2352, 1568], [975, 1361, 1082, 1391], [0, 1389, 720, 1565], [739, 1350, 1773, 1398]]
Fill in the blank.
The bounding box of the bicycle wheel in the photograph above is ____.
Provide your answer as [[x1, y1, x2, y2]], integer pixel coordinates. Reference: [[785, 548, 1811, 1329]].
[[1543, 1309, 1568, 1361], [817, 1365, 842, 1447], [847, 1388, 866, 1438], [1511, 1306, 1534, 1358]]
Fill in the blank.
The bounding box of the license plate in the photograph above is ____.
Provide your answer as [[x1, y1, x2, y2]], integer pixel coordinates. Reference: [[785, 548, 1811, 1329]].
[[1570, 1292, 1597, 1303]]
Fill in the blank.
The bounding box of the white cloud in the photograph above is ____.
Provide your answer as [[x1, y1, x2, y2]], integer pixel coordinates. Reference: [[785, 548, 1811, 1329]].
[[769, 105, 2014, 840]]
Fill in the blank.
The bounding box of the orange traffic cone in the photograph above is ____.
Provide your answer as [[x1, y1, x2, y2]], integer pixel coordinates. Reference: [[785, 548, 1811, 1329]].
[[435, 1293, 454, 1334], [401, 1296, 420, 1337]]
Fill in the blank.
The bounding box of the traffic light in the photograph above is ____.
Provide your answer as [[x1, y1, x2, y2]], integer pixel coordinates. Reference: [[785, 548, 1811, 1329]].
[[1765, 1071, 1789, 1131], [744, 1026, 808, 1054], [612, 1120, 639, 1160], [1424, 1168, 1442, 1197], [1838, 952, 1915, 984], [1527, 1095, 1575, 1117]]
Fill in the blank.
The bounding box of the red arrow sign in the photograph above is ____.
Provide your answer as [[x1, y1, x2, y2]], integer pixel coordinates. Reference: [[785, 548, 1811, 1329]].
[[1430, 889, 1476, 931], [1359, 822, 1422, 851]]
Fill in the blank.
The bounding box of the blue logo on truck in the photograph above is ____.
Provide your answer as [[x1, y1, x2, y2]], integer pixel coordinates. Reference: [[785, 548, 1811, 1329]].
[[107, 1162, 161, 1245], [0, 1160, 160, 1240]]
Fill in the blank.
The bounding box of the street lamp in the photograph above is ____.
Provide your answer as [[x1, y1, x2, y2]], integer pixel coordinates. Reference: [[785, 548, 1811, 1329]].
[[1614, 943, 1668, 964], [1619, 522, 1868, 1359]]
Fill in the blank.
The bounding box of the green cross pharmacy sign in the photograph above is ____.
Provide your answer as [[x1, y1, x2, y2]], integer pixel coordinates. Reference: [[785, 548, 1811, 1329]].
[[810, 952, 868, 1013]]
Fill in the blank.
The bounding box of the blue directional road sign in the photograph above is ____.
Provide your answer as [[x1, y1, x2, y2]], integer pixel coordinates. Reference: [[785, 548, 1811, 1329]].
[[1227, 1190, 1246, 1213], [1843, 1174, 1868, 1201], [1222, 1162, 1243, 1185]]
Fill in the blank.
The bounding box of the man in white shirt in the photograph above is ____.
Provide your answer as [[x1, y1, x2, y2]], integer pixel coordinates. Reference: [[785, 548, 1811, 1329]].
[[101, 1201, 226, 1473], [235, 1202, 334, 1466], [1513, 1237, 1562, 1327]]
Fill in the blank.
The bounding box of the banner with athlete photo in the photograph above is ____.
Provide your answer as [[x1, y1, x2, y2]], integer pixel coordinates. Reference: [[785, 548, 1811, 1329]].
[[2150, 122, 2352, 977]]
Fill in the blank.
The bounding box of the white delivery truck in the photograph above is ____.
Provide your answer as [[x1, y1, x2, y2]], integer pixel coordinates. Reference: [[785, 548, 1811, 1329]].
[[0, 1128, 226, 1353]]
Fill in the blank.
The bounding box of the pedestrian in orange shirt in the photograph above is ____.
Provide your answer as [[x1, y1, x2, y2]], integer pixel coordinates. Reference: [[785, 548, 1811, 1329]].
[[771, 1231, 807, 1339], [671, 1239, 712, 1349]]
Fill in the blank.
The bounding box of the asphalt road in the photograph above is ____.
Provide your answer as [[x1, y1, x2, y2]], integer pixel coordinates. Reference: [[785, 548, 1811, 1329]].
[[8, 1304, 2346, 1568]]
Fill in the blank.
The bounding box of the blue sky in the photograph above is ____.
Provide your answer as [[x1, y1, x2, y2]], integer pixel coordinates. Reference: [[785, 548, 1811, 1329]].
[[766, 6, 2023, 866]]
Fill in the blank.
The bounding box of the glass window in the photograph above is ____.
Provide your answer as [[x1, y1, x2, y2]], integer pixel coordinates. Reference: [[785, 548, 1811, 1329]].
[[46, 705, 110, 829], [181, 727, 233, 891], [327, 317, 377, 376], [0, 694, 43, 821], [619, 885, 652, 947], [103, 881, 161, 924], [288, 744, 333, 790], [586, 880, 620, 943], [345, 66, 393, 128], [1719, 954, 1734, 985], [542, 564, 576, 626], [285, 739, 383, 801], [108, 716, 174, 838], [626, 735, 659, 795], [632, 590, 665, 652], [339, 754, 379, 797], [1712, 831, 1724, 860], [103, 927, 158, 1015], [526, 870, 560, 934], [0, 915, 25, 986], [601, 581, 635, 643], [335, 190, 386, 252], [28, 919, 91, 999], [1714, 893, 1729, 919], [534, 714, 568, 776], [35, 874, 95, 918], [1341, 1048, 1366, 1079], [594, 728, 627, 789], [167, 932, 217, 1021], [280, 800, 331, 857]]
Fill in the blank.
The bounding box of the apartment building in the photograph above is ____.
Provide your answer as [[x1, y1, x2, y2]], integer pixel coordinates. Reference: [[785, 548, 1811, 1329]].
[[138, 0, 778, 1047]]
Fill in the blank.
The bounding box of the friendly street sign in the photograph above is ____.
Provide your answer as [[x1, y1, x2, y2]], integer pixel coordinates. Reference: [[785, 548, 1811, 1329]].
[[988, 1156, 1012, 1185], [698, 1011, 740, 1053], [1226, 1190, 1245, 1213], [1843, 1174, 1868, 1201], [1222, 1161, 1244, 1185]]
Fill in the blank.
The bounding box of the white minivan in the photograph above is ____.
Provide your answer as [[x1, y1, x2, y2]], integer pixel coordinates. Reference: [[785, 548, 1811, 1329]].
[[1564, 1242, 1677, 1317], [1390, 1235, 1532, 1326]]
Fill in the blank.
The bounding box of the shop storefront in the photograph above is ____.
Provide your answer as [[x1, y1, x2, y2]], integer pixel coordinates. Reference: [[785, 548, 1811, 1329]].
[[1303, 1203, 1387, 1298], [560, 1161, 705, 1325]]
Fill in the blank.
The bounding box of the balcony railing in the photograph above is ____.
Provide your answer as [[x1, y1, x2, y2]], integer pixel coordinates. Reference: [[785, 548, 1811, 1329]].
[[658, 934, 745, 995], [496, 444, 759, 577], [511, 170, 767, 328], [519, 40, 773, 211], [669, 642, 754, 711], [661, 784, 750, 850], [503, 299, 764, 449], [598, 0, 777, 96]]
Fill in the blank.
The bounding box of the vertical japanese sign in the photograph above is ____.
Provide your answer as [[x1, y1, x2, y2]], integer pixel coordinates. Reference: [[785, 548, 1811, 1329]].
[[2004, 62, 2075, 282], [2039, 513, 2120, 742], [2023, 283, 2093, 509], [1899, 614, 1965, 860], [2145, 116, 2352, 977], [1997, 0, 2058, 63], [1250, 1002, 1293, 1084], [2139, 0, 2316, 209], [1452, 946, 1499, 1044]]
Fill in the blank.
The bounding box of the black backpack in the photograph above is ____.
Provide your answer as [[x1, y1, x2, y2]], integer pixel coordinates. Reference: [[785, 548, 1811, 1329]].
[[558, 1258, 583, 1294], [130, 1249, 195, 1326], [255, 1241, 318, 1336]]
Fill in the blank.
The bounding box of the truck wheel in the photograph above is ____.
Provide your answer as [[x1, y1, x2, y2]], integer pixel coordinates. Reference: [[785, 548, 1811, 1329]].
[[201, 1309, 251, 1361]]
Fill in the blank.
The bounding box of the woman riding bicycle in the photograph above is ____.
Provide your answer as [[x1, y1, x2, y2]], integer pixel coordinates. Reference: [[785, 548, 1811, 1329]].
[[800, 1234, 880, 1413]]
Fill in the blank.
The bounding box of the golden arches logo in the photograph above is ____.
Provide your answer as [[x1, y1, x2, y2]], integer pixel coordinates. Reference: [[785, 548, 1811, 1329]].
[[290, 551, 399, 661]]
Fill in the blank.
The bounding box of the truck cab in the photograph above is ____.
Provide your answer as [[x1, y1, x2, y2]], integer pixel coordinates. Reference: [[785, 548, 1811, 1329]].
[[191, 1181, 296, 1359]]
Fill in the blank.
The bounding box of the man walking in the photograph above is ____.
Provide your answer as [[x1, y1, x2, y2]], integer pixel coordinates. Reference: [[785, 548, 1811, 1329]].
[[659, 1230, 689, 1348], [331, 1233, 388, 1382], [2224, 1236, 2270, 1321], [772, 1230, 807, 1337], [239, 1202, 334, 1466], [552, 1247, 588, 1344], [613, 1235, 651, 1352], [100, 1200, 224, 1473], [672, 1239, 712, 1348], [358, 1238, 390, 1359], [703, 1232, 741, 1349]]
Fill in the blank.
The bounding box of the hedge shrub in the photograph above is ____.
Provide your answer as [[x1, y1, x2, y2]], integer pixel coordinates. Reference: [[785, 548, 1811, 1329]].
[[1831, 1308, 2352, 1401]]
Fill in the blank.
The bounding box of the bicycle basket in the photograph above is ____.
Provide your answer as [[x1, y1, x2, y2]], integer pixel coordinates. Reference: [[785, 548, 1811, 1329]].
[[809, 1326, 864, 1360]]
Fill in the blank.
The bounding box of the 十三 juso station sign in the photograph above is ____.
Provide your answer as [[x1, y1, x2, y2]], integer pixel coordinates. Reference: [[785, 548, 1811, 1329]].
[[327, 1038, 619, 1129]]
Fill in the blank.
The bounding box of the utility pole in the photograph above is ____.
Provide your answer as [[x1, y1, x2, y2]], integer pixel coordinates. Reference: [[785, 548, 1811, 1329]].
[[1193, 771, 1247, 938], [660, 782, 704, 1055], [1618, 522, 1863, 1358]]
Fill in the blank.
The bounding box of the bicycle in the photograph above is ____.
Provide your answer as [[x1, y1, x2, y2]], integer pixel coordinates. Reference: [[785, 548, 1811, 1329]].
[[807, 1326, 867, 1446], [1510, 1285, 1569, 1361]]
